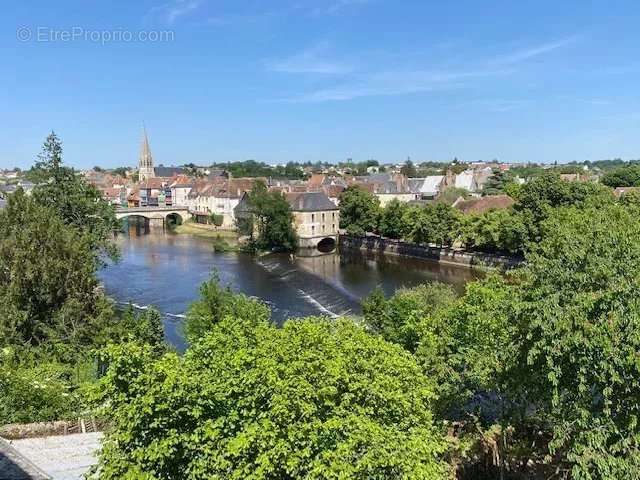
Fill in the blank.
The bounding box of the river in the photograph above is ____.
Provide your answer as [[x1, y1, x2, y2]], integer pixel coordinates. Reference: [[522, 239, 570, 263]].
[[99, 233, 479, 351]]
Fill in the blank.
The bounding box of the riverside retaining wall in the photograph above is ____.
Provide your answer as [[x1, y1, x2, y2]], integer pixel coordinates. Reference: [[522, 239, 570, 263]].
[[339, 235, 522, 270]]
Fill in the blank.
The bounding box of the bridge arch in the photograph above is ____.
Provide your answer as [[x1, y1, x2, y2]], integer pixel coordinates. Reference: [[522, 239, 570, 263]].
[[317, 237, 337, 253], [120, 215, 151, 235], [115, 206, 190, 231], [165, 212, 183, 227]]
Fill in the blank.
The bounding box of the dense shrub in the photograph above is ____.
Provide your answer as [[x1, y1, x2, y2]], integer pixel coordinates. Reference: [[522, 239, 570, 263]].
[[93, 317, 451, 479]]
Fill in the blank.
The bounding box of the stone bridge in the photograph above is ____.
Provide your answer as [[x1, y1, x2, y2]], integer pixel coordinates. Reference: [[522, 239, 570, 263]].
[[115, 206, 190, 229]]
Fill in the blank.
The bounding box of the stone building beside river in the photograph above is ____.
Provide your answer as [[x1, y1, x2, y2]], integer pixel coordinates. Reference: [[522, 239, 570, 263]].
[[235, 191, 339, 250]]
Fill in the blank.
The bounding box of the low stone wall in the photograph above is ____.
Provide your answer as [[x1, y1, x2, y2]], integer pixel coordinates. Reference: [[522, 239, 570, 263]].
[[0, 419, 104, 440], [339, 235, 522, 270]]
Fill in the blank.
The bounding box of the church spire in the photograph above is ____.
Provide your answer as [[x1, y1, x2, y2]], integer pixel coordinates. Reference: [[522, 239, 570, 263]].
[[138, 124, 155, 181]]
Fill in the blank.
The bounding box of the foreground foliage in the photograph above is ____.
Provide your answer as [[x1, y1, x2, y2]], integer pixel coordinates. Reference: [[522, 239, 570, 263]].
[[0, 133, 167, 425], [93, 317, 451, 479], [515, 204, 640, 478], [361, 201, 640, 479], [0, 191, 105, 349]]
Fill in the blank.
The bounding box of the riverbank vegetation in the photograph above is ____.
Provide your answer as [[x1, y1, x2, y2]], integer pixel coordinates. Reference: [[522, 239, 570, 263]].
[[340, 172, 615, 256], [173, 220, 239, 252], [5, 134, 640, 478], [92, 191, 640, 479], [242, 180, 298, 252], [0, 133, 168, 425]]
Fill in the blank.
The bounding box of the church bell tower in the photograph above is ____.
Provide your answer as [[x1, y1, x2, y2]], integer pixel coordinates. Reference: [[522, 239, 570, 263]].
[[139, 126, 155, 181]]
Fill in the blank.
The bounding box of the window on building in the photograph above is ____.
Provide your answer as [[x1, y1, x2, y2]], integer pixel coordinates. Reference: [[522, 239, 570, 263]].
[[332, 224, 336, 232], [332, 212, 335, 220], [322, 213, 325, 221], [311, 213, 315, 222], [312, 225, 315, 234]]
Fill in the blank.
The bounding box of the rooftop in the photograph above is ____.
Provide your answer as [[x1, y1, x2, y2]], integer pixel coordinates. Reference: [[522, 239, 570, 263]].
[[0, 437, 50, 479], [5, 433, 103, 480], [454, 194, 515, 214], [285, 191, 338, 212]]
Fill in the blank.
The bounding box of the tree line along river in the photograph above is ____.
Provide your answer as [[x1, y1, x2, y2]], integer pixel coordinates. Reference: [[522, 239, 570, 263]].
[[99, 232, 480, 351]]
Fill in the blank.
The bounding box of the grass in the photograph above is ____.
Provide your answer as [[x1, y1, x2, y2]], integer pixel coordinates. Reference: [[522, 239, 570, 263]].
[[173, 221, 240, 252], [174, 221, 239, 239]]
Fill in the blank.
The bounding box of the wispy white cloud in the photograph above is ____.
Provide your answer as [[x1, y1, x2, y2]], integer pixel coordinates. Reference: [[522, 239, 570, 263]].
[[556, 95, 612, 106], [265, 42, 353, 74], [489, 35, 580, 65], [315, 0, 373, 15], [279, 68, 512, 102], [269, 35, 581, 102], [468, 99, 532, 112], [146, 0, 203, 25]]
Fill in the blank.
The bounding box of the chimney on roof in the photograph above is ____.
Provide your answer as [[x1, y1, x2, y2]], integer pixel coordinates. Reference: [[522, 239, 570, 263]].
[[445, 168, 455, 188]]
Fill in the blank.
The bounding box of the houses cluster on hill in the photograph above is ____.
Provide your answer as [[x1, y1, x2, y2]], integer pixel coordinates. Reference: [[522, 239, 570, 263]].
[[80, 131, 603, 237], [86, 163, 519, 230]]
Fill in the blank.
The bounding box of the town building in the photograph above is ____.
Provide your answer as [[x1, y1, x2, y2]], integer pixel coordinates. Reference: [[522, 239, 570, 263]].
[[132, 178, 173, 207], [235, 190, 339, 250], [350, 172, 417, 206], [614, 186, 640, 198], [285, 191, 340, 248], [416, 175, 446, 200], [185, 177, 263, 227], [0, 181, 35, 197], [99, 186, 127, 206], [138, 128, 155, 181], [454, 170, 479, 192], [155, 165, 185, 177], [170, 175, 195, 206]]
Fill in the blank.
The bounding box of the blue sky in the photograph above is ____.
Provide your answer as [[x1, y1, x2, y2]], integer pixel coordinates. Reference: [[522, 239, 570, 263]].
[[2, 1, 640, 169]]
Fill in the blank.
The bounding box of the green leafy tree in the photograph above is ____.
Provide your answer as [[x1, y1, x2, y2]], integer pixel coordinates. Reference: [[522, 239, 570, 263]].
[[400, 158, 418, 177], [183, 274, 271, 344], [430, 203, 461, 246], [482, 169, 516, 196], [338, 185, 381, 235], [0, 191, 106, 349], [601, 163, 640, 187], [378, 198, 408, 239], [516, 172, 613, 220], [31, 132, 119, 260], [402, 203, 461, 247], [111, 166, 130, 177], [420, 276, 519, 416], [209, 213, 224, 226], [515, 172, 614, 243], [619, 189, 640, 206], [93, 317, 451, 479], [402, 205, 430, 244], [363, 283, 456, 352], [436, 187, 470, 205], [247, 181, 298, 251], [511, 204, 640, 478], [459, 209, 529, 255], [0, 348, 83, 424], [135, 308, 167, 355], [214, 160, 306, 180]]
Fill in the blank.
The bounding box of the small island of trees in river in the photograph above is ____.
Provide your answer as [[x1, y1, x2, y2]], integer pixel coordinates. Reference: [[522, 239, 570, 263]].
[[3, 133, 640, 479]]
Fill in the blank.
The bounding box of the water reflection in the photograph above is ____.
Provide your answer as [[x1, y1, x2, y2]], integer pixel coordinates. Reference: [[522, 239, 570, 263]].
[[99, 233, 479, 351]]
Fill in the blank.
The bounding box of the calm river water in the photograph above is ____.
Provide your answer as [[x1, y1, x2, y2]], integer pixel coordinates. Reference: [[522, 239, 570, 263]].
[[99, 233, 479, 351]]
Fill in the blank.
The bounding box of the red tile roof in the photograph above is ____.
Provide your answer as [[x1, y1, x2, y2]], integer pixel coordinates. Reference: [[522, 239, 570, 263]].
[[455, 195, 515, 214]]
